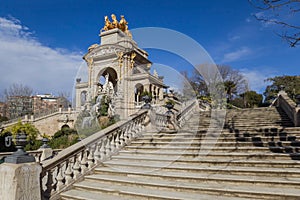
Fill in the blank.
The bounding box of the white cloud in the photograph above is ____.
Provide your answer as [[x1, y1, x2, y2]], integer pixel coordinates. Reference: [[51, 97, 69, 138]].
[[240, 68, 279, 93], [222, 46, 252, 63], [228, 35, 241, 41], [0, 16, 83, 96]]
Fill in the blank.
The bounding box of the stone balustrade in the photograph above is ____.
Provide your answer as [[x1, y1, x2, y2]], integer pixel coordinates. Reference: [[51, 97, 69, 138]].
[[0, 149, 60, 164], [176, 100, 198, 128], [40, 110, 148, 199], [153, 112, 168, 130], [275, 91, 300, 126]]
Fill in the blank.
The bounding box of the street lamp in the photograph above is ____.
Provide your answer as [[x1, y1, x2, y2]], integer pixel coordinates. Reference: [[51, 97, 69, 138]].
[[4, 132, 35, 164], [141, 95, 152, 109]]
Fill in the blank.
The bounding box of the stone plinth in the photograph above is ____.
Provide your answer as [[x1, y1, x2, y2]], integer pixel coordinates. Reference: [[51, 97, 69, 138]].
[[0, 163, 41, 200]]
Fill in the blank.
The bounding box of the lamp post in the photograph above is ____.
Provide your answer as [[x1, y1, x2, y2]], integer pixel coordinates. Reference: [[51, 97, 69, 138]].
[[141, 95, 152, 109], [4, 132, 35, 164], [40, 137, 50, 148]]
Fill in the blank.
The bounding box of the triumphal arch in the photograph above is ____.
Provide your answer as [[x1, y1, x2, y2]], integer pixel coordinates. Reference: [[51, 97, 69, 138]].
[[75, 14, 167, 119]]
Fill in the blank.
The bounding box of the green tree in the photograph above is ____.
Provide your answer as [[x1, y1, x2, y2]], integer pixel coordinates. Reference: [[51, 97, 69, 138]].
[[1, 120, 40, 151], [3, 120, 39, 141], [224, 80, 237, 102], [240, 91, 263, 108], [188, 65, 248, 99], [264, 75, 300, 103]]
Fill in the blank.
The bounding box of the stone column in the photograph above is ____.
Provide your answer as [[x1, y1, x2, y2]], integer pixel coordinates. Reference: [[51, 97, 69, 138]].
[[0, 162, 42, 200], [159, 88, 163, 101]]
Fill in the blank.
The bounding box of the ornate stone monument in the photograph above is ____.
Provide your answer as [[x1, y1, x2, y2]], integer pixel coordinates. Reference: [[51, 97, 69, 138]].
[[75, 15, 167, 119]]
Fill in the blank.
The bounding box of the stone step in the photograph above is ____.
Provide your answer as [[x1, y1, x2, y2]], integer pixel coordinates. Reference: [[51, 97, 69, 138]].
[[68, 179, 246, 200], [108, 155, 300, 168], [117, 150, 300, 160], [60, 189, 132, 200], [136, 135, 300, 143], [103, 159, 300, 178], [124, 145, 300, 153], [79, 173, 300, 199], [129, 140, 300, 149], [94, 167, 300, 188]]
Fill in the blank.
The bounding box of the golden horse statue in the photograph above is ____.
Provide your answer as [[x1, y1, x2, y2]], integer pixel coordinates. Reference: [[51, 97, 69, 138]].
[[102, 14, 132, 38]]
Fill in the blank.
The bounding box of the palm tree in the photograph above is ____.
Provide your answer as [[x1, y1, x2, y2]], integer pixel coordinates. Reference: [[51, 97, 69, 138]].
[[224, 80, 237, 102]]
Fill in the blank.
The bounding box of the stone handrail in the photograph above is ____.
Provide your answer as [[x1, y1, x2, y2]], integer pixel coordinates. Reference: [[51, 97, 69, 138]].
[[275, 91, 300, 126], [176, 100, 198, 127], [0, 149, 61, 163], [152, 112, 168, 130], [198, 99, 211, 111], [0, 108, 73, 128], [40, 110, 148, 199]]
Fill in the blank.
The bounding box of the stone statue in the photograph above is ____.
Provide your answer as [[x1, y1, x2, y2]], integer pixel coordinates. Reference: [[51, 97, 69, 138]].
[[153, 69, 159, 78], [102, 14, 132, 38], [111, 14, 119, 28], [102, 74, 114, 97], [130, 52, 136, 68], [119, 15, 128, 32], [103, 16, 114, 31]]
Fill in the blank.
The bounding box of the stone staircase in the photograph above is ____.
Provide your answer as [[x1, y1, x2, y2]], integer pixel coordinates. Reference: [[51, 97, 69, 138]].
[[60, 107, 300, 199]]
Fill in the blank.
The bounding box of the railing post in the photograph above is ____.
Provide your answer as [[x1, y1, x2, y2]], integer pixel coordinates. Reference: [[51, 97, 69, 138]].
[[0, 132, 41, 200]]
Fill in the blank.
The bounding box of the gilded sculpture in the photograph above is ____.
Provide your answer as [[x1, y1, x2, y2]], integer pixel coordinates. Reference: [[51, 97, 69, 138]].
[[130, 52, 136, 68], [102, 14, 132, 37]]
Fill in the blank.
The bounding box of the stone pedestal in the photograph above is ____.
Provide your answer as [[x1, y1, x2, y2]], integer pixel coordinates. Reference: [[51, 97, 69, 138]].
[[39, 148, 53, 161], [0, 163, 42, 200]]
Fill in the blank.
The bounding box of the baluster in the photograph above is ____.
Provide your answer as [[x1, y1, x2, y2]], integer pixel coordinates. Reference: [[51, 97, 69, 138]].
[[125, 124, 132, 145], [94, 142, 102, 164], [56, 164, 65, 191], [72, 154, 81, 179], [136, 118, 143, 136], [41, 169, 54, 199], [123, 126, 129, 145], [128, 123, 134, 141], [115, 130, 121, 151], [65, 158, 73, 185], [105, 136, 112, 158], [119, 128, 125, 147], [80, 149, 88, 174], [87, 145, 95, 169], [110, 134, 116, 154], [56, 165, 64, 191], [132, 121, 138, 138], [100, 139, 106, 161]]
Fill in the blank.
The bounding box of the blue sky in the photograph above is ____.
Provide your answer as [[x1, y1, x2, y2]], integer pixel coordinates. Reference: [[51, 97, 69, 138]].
[[0, 0, 299, 98]]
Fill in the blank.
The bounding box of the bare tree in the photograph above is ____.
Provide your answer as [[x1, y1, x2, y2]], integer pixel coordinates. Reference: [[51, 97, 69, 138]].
[[187, 65, 248, 99], [4, 83, 33, 100], [57, 92, 71, 108], [218, 65, 249, 95], [249, 0, 300, 47]]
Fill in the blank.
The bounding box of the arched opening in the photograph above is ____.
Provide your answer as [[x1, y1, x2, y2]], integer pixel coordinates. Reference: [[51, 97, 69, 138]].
[[97, 67, 118, 93], [61, 124, 70, 131], [134, 83, 144, 106]]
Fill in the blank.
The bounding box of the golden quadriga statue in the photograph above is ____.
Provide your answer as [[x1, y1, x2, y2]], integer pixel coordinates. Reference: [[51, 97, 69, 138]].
[[102, 14, 132, 38]]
